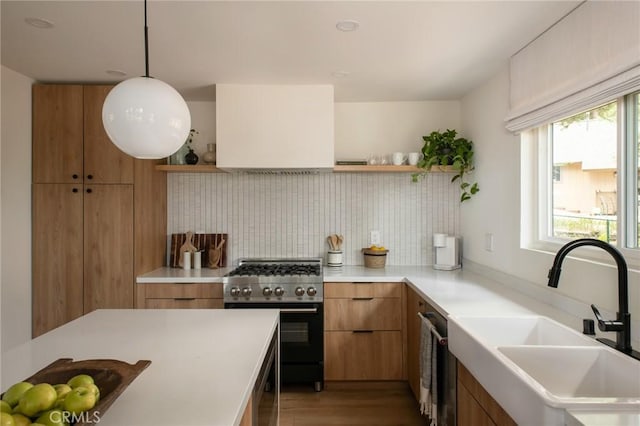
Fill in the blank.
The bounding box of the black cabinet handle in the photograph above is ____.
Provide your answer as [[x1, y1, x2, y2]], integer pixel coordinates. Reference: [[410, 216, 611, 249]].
[[353, 330, 374, 333], [72, 188, 78, 193], [87, 174, 93, 180], [86, 188, 92, 194], [352, 297, 374, 301], [72, 174, 79, 179], [174, 298, 196, 301]]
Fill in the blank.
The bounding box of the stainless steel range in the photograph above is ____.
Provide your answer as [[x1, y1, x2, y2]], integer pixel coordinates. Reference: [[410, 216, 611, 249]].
[[224, 258, 324, 391], [224, 258, 323, 302]]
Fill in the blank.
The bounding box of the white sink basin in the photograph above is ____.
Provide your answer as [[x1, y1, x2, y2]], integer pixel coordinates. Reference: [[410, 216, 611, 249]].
[[448, 315, 640, 425], [498, 345, 640, 399], [450, 315, 599, 346]]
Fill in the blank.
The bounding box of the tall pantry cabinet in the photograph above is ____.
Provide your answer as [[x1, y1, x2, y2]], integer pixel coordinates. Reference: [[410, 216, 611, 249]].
[[32, 84, 167, 337]]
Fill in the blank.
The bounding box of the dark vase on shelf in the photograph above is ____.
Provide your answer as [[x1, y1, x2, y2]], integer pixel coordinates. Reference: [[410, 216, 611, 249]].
[[185, 148, 199, 165]]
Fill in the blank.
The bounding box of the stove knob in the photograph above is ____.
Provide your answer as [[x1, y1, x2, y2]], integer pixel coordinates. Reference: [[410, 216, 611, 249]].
[[274, 287, 285, 297], [307, 287, 317, 296], [241, 287, 252, 297], [230, 287, 241, 297], [295, 287, 305, 297], [263, 287, 273, 297]]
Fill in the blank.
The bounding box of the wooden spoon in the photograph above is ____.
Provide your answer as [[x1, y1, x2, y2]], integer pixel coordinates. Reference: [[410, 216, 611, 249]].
[[337, 235, 344, 250]]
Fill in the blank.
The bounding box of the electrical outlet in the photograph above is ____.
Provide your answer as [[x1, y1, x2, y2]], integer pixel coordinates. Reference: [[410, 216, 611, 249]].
[[485, 233, 494, 252], [370, 230, 381, 246]]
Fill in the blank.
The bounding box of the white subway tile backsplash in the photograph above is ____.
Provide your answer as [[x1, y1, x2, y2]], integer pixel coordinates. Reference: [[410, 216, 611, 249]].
[[168, 172, 460, 266]]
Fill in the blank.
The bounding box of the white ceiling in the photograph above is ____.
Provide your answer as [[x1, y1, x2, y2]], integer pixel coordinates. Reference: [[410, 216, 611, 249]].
[[1, 1, 580, 102]]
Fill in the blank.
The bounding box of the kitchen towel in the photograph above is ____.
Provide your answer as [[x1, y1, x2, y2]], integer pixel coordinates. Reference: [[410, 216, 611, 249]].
[[419, 314, 438, 426]]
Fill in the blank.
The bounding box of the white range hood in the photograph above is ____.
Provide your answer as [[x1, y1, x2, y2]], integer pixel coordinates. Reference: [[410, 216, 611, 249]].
[[215, 84, 334, 173]]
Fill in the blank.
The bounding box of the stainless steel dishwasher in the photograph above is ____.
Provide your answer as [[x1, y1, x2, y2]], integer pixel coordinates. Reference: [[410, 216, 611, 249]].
[[419, 299, 456, 426]]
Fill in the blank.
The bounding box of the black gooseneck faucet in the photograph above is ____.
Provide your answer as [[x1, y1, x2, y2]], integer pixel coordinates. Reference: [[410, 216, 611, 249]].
[[548, 238, 640, 361]]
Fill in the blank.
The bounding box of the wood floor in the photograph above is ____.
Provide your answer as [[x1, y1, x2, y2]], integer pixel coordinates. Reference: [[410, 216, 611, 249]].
[[280, 382, 428, 426]]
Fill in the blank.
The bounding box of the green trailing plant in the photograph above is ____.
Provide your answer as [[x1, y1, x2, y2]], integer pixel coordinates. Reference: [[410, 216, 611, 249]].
[[412, 129, 479, 202]]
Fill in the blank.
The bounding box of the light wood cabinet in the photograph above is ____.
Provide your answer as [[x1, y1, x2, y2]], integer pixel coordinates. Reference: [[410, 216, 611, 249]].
[[82, 85, 134, 184], [32, 85, 133, 184], [32, 85, 84, 184], [32, 184, 84, 336], [83, 184, 134, 311], [32, 84, 166, 337], [324, 282, 405, 381], [457, 362, 516, 426], [406, 285, 425, 400], [136, 283, 224, 309]]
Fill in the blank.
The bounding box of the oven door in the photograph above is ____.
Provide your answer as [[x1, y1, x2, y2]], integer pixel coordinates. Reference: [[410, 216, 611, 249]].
[[225, 302, 324, 386], [278, 303, 323, 362]]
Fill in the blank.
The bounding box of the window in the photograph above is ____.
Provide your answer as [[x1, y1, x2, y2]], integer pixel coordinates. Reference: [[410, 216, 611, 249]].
[[551, 102, 618, 244], [524, 91, 640, 259]]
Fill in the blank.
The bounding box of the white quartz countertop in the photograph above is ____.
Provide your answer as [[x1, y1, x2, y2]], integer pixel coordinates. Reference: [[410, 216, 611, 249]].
[[134, 264, 639, 424], [1, 309, 279, 426], [137, 267, 232, 283]]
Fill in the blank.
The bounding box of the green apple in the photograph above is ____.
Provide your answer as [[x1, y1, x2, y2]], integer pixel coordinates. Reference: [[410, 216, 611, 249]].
[[62, 387, 95, 415], [10, 414, 30, 426], [0, 412, 14, 426], [0, 402, 11, 414], [35, 409, 69, 426], [16, 383, 56, 417], [2, 383, 33, 408], [51, 385, 70, 401], [66, 375, 93, 389], [84, 384, 100, 403]]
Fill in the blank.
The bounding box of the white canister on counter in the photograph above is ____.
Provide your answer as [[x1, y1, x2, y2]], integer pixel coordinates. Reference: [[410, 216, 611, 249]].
[[327, 250, 343, 267], [183, 251, 191, 270], [194, 251, 202, 270]]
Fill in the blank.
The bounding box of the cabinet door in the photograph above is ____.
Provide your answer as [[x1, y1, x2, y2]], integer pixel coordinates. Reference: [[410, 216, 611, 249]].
[[32, 85, 84, 183], [457, 379, 496, 426], [325, 331, 403, 380], [83, 184, 134, 312], [406, 287, 423, 400], [324, 297, 401, 330], [83, 85, 134, 184], [32, 184, 84, 337]]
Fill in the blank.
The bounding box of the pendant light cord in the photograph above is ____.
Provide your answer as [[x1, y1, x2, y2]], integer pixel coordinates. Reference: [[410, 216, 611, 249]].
[[144, 0, 150, 78]]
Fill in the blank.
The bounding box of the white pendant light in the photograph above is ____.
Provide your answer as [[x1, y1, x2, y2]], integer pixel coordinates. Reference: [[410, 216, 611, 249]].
[[102, 0, 190, 159]]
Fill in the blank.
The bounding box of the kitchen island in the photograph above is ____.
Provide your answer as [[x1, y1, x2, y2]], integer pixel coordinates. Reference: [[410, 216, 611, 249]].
[[1, 309, 279, 426]]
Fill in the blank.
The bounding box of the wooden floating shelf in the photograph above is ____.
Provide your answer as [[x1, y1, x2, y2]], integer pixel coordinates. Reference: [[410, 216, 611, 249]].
[[155, 164, 456, 173], [155, 164, 224, 173]]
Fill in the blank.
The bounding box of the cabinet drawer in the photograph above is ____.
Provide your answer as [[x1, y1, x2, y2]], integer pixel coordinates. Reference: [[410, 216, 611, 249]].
[[325, 297, 401, 330], [145, 298, 223, 309], [142, 283, 223, 299], [324, 330, 403, 380], [324, 282, 401, 298]]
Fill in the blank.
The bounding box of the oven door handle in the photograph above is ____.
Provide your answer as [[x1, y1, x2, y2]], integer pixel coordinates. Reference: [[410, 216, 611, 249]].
[[279, 308, 318, 314]]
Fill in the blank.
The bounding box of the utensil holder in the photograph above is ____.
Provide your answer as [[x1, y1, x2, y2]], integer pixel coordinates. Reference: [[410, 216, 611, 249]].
[[327, 250, 343, 267]]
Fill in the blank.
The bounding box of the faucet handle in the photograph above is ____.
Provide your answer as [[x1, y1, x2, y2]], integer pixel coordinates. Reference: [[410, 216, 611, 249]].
[[591, 304, 624, 332]]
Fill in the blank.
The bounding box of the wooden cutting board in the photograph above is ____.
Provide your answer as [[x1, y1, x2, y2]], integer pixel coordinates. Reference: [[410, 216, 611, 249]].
[[170, 233, 228, 268]]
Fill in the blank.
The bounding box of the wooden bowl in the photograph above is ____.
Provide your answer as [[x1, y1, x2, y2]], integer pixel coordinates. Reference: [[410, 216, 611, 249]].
[[3, 358, 151, 425]]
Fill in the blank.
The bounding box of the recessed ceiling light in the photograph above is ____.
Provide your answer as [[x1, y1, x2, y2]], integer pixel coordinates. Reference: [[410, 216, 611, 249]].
[[106, 69, 127, 77], [332, 71, 350, 78], [336, 20, 359, 32], [25, 17, 54, 29]]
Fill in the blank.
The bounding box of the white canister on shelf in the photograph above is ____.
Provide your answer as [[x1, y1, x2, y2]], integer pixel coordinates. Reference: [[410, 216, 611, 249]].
[[183, 251, 191, 270]]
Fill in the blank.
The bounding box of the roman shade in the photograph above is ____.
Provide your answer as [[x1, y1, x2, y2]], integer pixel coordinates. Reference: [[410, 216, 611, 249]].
[[505, 1, 640, 133]]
